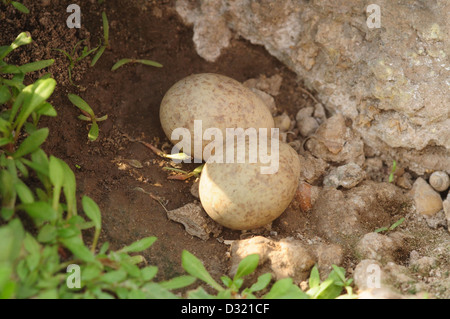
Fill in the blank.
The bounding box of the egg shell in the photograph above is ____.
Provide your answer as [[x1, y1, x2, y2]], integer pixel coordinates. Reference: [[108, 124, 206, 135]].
[[159, 73, 275, 161], [199, 140, 301, 230]]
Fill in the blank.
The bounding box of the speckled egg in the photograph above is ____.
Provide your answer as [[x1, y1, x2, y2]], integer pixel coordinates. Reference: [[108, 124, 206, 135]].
[[159, 73, 275, 161], [198, 139, 301, 230]]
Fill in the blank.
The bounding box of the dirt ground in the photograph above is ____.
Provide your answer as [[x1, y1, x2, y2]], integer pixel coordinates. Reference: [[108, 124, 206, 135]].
[[1, 0, 448, 297]]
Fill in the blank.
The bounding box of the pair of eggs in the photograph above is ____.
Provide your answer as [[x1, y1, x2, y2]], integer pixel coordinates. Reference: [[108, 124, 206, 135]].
[[160, 73, 300, 230]]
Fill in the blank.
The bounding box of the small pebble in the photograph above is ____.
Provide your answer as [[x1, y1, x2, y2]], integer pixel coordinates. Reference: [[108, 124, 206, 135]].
[[411, 177, 443, 216]]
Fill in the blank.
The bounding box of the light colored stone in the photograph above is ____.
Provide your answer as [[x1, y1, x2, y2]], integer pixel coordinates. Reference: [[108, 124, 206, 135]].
[[305, 114, 365, 166], [323, 162, 365, 189], [297, 116, 319, 137], [167, 203, 222, 240], [355, 233, 399, 263], [190, 179, 199, 199], [297, 152, 329, 184], [274, 113, 291, 132], [230, 236, 315, 283], [354, 259, 384, 291], [242, 74, 283, 96], [411, 177, 443, 216]]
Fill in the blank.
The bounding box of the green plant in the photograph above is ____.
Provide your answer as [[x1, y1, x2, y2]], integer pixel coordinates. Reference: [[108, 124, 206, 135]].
[[375, 217, 405, 234], [68, 93, 108, 141], [389, 160, 397, 183], [90, 12, 110, 67], [2, 0, 29, 13], [111, 58, 163, 71], [54, 39, 99, 86]]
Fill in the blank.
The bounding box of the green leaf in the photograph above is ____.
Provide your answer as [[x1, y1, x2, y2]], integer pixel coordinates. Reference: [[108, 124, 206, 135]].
[[159, 275, 196, 290], [187, 286, 215, 299], [88, 121, 99, 141], [0, 32, 32, 60], [35, 102, 57, 117], [19, 59, 54, 73], [59, 160, 77, 217], [0, 85, 11, 104], [82, 264, 102, 281], [98, 242, 109, 255], [14, 181, 34, 204], [264, 278, 309, 299], [234, 254, 259, 281], [0, 219, 24, 263], [21, 201, 57, 223], [37, 224, 57, 243], [90, 46, 106, 67], [142, 282, 179, 299], [100, 269, 127, 284], [67, 94, 95, 118], [181, 250, 223, 291], [59, 236, 96, 263], [119, 236, 157, 253], [309, 265, 320, 289], [81, 196, 101, 229], [140, 266, 158, 281], [111, 58, 132, 71], [221, 275, 233, 288], [264, 278, 294, 299], [11, 1, 30, 14], [24, 233, 41, 271], [12, 128, 49, 159], [389, 217, 405, 231], [14, 78, 56, 133], [102, 11, 109, 44], [248, 273, 272, 293], [135, 59, 163, 68]]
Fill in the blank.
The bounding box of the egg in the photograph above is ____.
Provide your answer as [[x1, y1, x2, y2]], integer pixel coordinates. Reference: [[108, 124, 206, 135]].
[[198, 139, 301, 230], [159, 73, 275, 161]]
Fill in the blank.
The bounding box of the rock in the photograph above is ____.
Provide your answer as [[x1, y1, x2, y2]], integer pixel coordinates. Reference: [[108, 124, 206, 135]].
[[166, 203, 222, 240], [305, 114, 365, 166], [411, 177, 443, 216], [423, 210, 447, 229], [297, 116, 319, 137], [294, 181, 320, 213], [175, 0, 231, 62], [298, 152, 329, 184], [313, 243, 344, 277], [175, 0, 450, 175], [355, 233, 401, 263], [296, 106, 314, 122], [396, 172, 414, 190], [354, 259, 384, 291], [323, 162, 365, 189], [313, 103, 327, 123], [250, 88, 277, 115], [243, 74, 283, 97], [364, 157, 384, 182], [410, 252, 437, 275], [274, 113, 291, 132], [230, 236, 315, 283], [429, 171, 450, 192]]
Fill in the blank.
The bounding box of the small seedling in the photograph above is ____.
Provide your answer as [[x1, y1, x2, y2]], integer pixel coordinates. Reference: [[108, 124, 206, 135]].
[[163, 165, 203, 180], [389, 160, 397, 183], [54, 39, 99, 86], [2, 0, 29, 13], [375, 217, 405, 233], [91, 12, 110, 67], [68, 93, 107, 141], [111, 58, 162, 71]]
